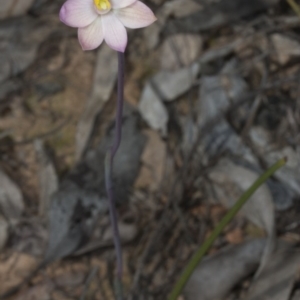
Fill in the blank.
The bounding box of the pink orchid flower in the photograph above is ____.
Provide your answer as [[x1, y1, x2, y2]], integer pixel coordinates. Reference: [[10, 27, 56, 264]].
[[59, 0, 156, 52]]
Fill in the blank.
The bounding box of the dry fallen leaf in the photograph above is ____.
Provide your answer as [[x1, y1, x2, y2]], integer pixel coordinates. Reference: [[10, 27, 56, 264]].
[[76, 44, 118, 160], [134, 130, 167, 192], [250, 126, 300, 201], [15, 282, 54, 300], [292, 290, 300, 300], [225, 227, 244, 244], [209, 158, 276, 275], [0, 0, 34, 20], [184, 239, 266, 300], [75, 220, 138, 255], [271, 33, 300, 65], [0, 252, 38, 293], [246, 242, 300, 300], [0, 168, 24, 220], [165, 0, 279, 33], [199, 74, 248, 125], [152, 63, 199, 101], [143, 0, 202, 49], [0, 216, 8, 251], [0, 17, 54, 84], [160, 34, 203, 71], [139, 83, 169, 136], [35, 139, 58, 217], [163, 0, 202, 18]]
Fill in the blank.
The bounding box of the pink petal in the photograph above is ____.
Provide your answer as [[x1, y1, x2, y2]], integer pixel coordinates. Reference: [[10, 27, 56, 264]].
[[60, 0, 98, 28], [115, 1, 156, 29], [111, 0, 137, 9], [78, 17, 104, 50], [102, 13, 127, 52]]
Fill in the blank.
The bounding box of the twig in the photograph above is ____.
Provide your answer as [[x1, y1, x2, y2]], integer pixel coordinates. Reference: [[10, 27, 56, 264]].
[[80, 266, 99, 300], [104, 52, 125, 300], [130, 210, 174, 295]]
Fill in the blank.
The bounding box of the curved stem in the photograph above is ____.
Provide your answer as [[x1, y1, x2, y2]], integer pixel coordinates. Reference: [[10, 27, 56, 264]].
[[104, 51, 125, 300]]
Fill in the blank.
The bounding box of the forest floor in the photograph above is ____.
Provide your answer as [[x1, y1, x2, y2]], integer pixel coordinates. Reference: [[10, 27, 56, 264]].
[[0, 0, 300, 299]]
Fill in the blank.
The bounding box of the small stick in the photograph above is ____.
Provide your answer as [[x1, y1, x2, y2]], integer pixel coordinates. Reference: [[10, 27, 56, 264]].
[[80, 266, 99, 300]]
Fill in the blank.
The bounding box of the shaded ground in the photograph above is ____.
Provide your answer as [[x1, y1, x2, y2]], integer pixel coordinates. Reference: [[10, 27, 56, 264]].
[[0, 0, 300, 299]]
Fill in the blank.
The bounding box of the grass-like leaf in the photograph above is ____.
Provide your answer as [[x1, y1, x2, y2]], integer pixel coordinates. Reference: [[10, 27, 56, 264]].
[[168, 157, 287, 300], [287, 0, 300, 18]]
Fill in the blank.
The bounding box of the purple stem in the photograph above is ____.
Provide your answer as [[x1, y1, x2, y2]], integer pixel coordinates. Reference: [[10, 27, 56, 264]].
[[104, 51, 125, 300], [111, 52, 125, 159]]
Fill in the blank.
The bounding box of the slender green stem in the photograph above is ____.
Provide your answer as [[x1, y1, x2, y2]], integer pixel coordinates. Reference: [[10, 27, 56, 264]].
[[168, 157, 287, 300], [286, 0, 300, 18]]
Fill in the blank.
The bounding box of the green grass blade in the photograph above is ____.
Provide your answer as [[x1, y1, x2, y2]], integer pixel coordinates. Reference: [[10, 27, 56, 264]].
[[168, 158, 287, 300], [287, 0, 300, 18]]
